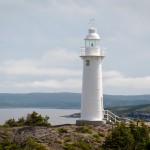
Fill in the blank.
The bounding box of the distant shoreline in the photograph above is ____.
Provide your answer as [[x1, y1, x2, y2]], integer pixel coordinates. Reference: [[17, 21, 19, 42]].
[[0, 93, 150, 108], [0, 107, 80, 109]]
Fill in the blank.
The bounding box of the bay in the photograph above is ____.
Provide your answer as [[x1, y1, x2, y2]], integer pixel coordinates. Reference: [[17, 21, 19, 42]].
[[0, 108, 80, 125]]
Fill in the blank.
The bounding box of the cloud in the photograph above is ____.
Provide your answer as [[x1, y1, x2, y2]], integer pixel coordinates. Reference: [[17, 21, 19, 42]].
[[1, 65, 150, 93], [0, 78, 82, 93], [104, 70, 150, 89], [0, 63, 81, 77], [0, 49, 81, 77], [103, 70, 123, 78], [0, 48, 81, 92], [13, 78, 81, 89]]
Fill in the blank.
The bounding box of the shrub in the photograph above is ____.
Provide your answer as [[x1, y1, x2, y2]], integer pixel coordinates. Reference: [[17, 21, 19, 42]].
[[103, 122, 150, 150], [129, 121, 150, 150], [18, 117, 25, 126], [24, 138, 47, 150], [92, 133, 101, 142], [0, 131, 20, 150], [25, 111, 50, 126], [98, 132, 105, 137], [58, 127, 68, 133], [76, 125, 93, 133], [4, 111, 51, 127], [0, 134, 47, 150], [64, 141, 91, 150], [4, 118, 18, 127]]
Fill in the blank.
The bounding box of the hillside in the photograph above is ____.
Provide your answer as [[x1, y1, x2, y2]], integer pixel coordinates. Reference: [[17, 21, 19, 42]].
[[0, 124, 111, 150], [104, 95, 150, 107], [0, 93, 150, 108], [0, 123, 149, 150], [0, 93, 80, 108], [108, 104, 150, 114], [0, 111, 150, 150], [107, 104, 150, 121]]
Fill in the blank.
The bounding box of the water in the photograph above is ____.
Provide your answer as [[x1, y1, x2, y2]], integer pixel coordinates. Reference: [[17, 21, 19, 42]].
[[0, 108, 80, 125]]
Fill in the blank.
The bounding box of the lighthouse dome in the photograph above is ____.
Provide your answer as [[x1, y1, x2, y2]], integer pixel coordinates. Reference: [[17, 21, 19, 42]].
[[85, 28, 100, 40]]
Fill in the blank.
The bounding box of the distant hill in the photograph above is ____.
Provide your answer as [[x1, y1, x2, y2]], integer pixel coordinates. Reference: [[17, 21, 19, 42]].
[[107, 104, 150, 121], [0, 93, 150, 108], [104, 95, 150, 107], [0, 93, 80, 108], [107, 104, 150, 115]]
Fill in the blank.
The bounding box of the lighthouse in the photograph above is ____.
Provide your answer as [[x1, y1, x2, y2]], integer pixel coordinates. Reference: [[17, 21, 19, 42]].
[[77, 27, 105, 126]]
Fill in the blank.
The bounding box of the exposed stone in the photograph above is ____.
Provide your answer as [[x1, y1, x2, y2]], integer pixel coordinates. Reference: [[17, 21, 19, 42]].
[[0, 124, 112, 149]]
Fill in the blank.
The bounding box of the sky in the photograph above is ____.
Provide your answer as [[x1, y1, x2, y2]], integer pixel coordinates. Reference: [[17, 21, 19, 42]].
[[0, 0, 150, 95]]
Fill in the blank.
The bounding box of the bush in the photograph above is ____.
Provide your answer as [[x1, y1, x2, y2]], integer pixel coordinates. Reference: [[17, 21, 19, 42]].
[[58, 127, 68, 133], [18, 117, 25, 126], [4, 111, 51, 127], [24, 138, 47, 150], [92, 133, 101, 143], [0, 131, 20, 150], [0, 137, 47, 150], [4, 118, 18, 127], [129, 121, 150, 150], [76, 125, 93, 133], [64, 141, 91, 150], [103, 122, 150, 150], [25, 111, 50, 126]]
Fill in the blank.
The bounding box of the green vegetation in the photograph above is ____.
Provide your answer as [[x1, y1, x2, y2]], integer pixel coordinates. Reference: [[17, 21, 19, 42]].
[[0, 112, 150, 150], [76, 125, 93, 133], [4, 111, 51, 127], [108, 104, 150, 115], [136, 105, 150, 111], [23, 138, 47, 150], [0, 136, 47, 150], [103, 122, 150, 150], [58, 127, 68, 133], [91, 133, 102, 143], [0, 112, 50, 149], [64, 141, 92, 150]]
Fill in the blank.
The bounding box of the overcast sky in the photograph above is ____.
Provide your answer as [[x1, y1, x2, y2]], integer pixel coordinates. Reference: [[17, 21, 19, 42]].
[[0, 0, 150, 95]]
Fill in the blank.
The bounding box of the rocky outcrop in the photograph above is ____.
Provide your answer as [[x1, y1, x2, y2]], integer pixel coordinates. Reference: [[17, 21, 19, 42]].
[[0, 124, 112, 150]]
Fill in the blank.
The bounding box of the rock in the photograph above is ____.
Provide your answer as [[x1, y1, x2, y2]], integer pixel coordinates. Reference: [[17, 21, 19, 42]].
[[0, 124, 112, 149]]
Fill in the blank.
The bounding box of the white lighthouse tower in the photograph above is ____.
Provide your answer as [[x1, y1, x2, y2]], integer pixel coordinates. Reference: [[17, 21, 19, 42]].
[[77, 27, 105, 125]]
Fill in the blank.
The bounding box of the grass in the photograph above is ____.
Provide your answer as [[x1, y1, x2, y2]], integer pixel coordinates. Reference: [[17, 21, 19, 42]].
[[76, 125, 93, 134], [58, 127, 68, 133], [64, 141, 92, 150]]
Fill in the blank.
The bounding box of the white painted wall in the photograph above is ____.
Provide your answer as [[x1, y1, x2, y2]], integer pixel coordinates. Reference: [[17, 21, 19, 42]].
[[81, 56, 104, 121]]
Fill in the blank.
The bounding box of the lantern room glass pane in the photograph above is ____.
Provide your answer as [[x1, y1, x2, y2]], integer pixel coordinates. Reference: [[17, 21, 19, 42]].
[[85, 39, 100, 47]]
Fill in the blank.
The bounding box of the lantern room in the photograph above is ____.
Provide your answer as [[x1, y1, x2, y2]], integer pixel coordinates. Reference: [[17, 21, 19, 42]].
[[84, 28, 100, 47]]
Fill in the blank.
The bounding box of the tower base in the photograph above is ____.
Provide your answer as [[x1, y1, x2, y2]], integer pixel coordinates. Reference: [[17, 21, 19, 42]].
[[76, 120, 106, 126]]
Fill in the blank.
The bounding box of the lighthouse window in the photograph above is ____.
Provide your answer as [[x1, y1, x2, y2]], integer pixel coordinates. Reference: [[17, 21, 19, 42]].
[[86, 60, 90, 66]]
